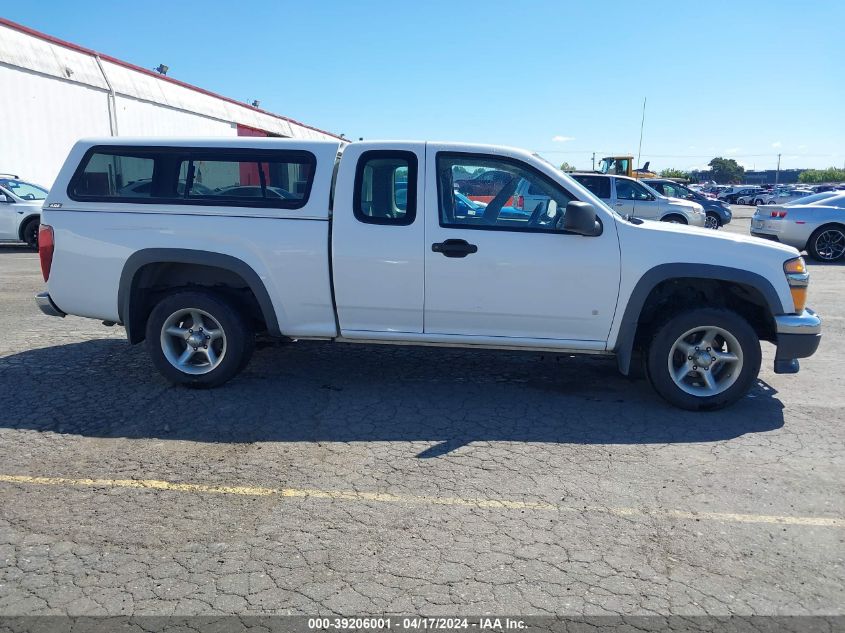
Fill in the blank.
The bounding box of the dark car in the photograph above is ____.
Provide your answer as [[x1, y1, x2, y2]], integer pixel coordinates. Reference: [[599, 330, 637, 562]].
[[643, 179, 733, 229], [724, 187, 764, 204]]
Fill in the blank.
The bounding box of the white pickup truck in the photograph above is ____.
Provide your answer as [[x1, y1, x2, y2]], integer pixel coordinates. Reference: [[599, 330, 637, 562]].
[[35, 138, 821, 410]]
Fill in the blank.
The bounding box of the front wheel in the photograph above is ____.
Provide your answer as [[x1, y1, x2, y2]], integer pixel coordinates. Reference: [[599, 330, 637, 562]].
[[145, 290, 255, 388], [645, 308, 761, 410], [704, 212, 721, 230], [660, 214, 688, 224]]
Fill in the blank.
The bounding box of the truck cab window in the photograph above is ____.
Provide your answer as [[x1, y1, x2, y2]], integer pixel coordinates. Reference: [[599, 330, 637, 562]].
[[439, 154, 574, 232], [354, 151, 417, 225]]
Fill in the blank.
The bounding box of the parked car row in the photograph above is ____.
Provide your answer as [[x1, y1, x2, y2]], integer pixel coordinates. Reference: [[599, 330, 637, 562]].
[[454, 172, 712, 229], [642, 179, 732, 229]]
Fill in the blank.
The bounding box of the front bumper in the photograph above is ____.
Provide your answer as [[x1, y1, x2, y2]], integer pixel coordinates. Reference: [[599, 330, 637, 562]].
[[35, 292, 65, 318], [688, 212, 707, 227], [772, 308, 821, 374], [712, 206, 732, 224]]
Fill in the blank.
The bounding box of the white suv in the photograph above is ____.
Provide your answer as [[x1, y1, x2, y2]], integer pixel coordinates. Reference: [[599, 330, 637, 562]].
[[571, 173, 706, 226], [0, 174, 47, 248]]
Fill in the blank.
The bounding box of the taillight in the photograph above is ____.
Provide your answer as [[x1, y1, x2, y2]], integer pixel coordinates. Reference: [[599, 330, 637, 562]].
[[38, 225, 54, 282], [515, 195, 524, 210], [770, 210, 787, 218]]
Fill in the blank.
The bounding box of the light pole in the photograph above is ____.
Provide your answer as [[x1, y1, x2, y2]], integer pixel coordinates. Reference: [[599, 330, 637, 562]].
[[774, 153, 781, 188]]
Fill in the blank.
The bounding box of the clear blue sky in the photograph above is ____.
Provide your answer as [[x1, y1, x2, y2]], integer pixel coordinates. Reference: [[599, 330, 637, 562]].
[[6, 1, 843, 172]]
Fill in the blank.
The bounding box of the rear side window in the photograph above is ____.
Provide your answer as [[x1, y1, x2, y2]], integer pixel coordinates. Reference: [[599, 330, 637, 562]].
[[68, 147, 315, 209], [71, 153, 155, 198], [572, 175, 610, 199], [353, 150, 417, 225]]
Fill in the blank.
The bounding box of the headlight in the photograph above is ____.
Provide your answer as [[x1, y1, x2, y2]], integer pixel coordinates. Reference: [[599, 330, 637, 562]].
[[784, 257, 809, 312]]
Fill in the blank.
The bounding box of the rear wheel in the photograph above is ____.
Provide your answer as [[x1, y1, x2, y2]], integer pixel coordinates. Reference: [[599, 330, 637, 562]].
[[807, 224, 845, 262], [22, 218, 39, 249], [646, 308, 761, 410], [145, 290, 254, 388], [704, 212, 721, 230]]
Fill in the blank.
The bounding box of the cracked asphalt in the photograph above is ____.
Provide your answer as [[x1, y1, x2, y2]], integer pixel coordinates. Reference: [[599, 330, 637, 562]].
[[0, 208, 843, 617]]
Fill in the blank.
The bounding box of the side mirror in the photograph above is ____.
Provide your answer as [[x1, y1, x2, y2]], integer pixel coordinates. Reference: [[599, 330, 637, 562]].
[[563, 201, 601, 236]]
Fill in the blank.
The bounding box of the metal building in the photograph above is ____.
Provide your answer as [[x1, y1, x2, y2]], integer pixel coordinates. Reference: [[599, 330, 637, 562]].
[[0, 18, 341, 188]]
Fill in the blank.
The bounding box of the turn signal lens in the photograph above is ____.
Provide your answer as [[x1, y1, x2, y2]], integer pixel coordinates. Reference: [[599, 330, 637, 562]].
[[784, 257, 806, 274], [784, 257, 808, 312], [790, 287, 807, 313]]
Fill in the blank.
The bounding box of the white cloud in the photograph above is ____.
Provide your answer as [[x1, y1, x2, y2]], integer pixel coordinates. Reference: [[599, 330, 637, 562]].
[[725, 147, 741, 155], [771, 141, 782, 148], [552, 135, 575, 143]]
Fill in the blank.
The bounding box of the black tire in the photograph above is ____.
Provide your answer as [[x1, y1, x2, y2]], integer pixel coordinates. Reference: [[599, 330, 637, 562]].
[[21, 218, 39, 249], [704, 212, 722, 230], [145, 290, 255, 388], [660, 214, 688, 224], [806, 224, 845, 262], [645, 308, 761, 411]]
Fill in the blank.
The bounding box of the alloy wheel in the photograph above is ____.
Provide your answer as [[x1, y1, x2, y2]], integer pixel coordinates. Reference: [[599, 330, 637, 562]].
[[667, 325, 743, 397], [814, 229, 845, 261], [160, 308, 227, 375]]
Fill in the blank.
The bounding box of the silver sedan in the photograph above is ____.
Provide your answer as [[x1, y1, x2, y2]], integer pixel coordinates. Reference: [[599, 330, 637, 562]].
[[750, 192, 845, 261]]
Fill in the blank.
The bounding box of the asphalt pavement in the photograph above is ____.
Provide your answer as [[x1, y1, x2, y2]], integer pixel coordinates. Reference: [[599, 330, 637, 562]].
[[0, 207, 842, 618]]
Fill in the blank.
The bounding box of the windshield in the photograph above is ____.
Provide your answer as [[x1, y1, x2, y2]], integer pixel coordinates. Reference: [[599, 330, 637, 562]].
[[599, 157, 630, 176], [0, 179, 48, 200], [639, 181, 663, 198]]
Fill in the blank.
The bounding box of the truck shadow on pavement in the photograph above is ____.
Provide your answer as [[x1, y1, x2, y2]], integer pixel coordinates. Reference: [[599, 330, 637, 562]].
[[0, 339, 785, 456]]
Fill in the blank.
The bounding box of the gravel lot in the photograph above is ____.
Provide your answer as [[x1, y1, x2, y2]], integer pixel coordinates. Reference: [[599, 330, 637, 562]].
[[0, 206, 842, 618]]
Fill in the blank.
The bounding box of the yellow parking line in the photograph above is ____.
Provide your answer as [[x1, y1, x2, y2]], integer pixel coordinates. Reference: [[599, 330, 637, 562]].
[[0, 473, 839, 528]]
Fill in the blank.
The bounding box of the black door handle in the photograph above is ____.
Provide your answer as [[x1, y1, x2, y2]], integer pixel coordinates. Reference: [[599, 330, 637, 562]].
[[431, 239, 478, 258]]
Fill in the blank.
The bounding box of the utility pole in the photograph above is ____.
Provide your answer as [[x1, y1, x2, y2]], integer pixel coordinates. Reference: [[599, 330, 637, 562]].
[[636, 97, 647, 170], [774, 153, 781, 188], [592, 152, 596, 171]]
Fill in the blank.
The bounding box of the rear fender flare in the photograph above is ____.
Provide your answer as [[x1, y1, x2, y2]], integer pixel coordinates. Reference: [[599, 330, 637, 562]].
[[118, 248, 281, 343]]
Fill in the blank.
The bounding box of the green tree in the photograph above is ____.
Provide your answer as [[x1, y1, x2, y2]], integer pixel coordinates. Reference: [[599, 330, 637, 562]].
[[559, 161, 576, 172], [708, 157, 745, 184], [799, 167, 845, 184], [660, 168, 690, 180]]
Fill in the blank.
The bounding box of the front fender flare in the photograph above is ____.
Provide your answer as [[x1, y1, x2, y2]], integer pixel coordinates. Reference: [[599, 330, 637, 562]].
[[614, 263, 785, 375]]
